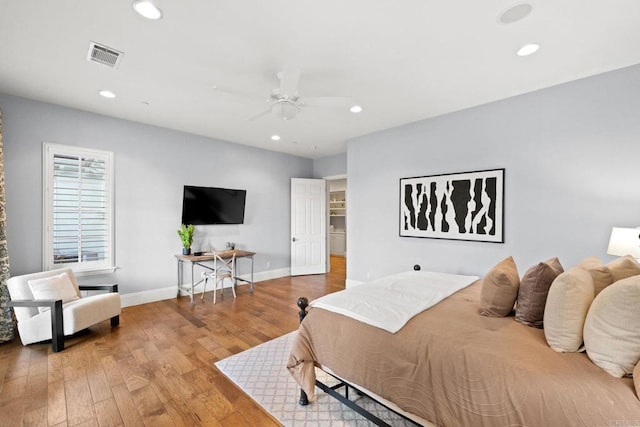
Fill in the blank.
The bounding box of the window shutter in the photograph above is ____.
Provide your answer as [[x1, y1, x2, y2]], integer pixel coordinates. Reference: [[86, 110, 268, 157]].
[[44, 144, 114, 273]]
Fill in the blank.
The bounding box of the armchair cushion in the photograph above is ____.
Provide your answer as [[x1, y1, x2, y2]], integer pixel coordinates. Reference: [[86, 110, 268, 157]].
[[17, 293, 121, 345], [28, 271, 80, 313]]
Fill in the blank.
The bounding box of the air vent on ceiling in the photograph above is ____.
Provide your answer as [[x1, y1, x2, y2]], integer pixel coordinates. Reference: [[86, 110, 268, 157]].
[[87, 42, 123, 68]]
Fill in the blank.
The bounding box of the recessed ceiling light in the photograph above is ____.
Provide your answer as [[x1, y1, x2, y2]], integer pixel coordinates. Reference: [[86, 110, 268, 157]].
[[271, 135, 281, 141], [498, 3, 533, 24], [516, 43, 540, 57], [350, 105, 363, 113], [99, 90, 116, 99], [133, 1, 163, 20]]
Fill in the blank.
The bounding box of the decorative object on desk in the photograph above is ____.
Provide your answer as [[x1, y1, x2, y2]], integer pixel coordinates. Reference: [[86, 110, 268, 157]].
[[607, 227, 640, 260], [225, 241, 235, 250], [400, 168, 504, 243], [177, 224, 194, 255]]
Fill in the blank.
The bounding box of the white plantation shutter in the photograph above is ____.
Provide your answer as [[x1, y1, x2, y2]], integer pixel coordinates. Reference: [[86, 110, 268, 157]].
[[44, 143, 114, 273]]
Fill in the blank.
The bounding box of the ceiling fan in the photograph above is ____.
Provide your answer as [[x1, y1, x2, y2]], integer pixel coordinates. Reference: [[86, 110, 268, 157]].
[[247, 66, 355, 121]]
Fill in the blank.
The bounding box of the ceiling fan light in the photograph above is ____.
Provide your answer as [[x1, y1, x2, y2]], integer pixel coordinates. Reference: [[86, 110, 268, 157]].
[[274, 101, 299, 120], [133, 1, 163, 20]]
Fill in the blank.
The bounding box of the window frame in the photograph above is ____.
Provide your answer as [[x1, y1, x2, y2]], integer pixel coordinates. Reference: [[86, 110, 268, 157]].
[[43, 142, 116, 274]]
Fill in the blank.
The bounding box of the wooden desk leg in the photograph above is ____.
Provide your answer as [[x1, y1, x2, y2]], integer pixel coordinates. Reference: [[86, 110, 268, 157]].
[[190, 262, 195, 304], [176, 260, 182, 297], [250, 256, 254, 293]]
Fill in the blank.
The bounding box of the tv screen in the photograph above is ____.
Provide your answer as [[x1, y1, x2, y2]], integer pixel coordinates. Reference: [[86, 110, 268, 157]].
[[181, 186, 246, 225]]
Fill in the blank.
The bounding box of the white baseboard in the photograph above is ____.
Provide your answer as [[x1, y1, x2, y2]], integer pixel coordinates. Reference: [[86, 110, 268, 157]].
[[345, 278, 365, 288], [121, 286, 177, 307], [120, 267, 291, 308]]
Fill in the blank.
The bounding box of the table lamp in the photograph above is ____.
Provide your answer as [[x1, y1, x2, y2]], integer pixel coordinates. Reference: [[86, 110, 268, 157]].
[[607, 227, 640, 260]]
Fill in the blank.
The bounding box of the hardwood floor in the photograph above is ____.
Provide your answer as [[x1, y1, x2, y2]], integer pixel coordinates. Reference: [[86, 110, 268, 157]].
[[0, 256, 346, 426]]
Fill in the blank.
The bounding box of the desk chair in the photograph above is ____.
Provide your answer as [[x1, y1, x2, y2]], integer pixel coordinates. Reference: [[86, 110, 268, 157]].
[[201, 253, 236, 304]]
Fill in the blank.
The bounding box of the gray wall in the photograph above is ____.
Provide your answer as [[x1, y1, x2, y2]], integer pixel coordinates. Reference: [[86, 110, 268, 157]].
[[1, 93, 313, 294], [312, 152, 347, 178], [347, 64, 640, 283]]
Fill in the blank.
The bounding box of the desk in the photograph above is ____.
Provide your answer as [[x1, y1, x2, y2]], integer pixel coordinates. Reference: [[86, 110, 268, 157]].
[[175, 250, 255, 303]]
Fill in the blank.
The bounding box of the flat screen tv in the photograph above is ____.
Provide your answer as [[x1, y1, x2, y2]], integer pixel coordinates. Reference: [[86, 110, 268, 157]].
[[181, 185, 246, 225]]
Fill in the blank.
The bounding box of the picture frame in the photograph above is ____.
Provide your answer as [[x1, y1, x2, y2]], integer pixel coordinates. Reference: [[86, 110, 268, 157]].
[[399, 168, 504, 242]]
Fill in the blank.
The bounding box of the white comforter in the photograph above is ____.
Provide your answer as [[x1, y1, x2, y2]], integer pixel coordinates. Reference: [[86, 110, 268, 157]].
[[310, 271, 479, 333]]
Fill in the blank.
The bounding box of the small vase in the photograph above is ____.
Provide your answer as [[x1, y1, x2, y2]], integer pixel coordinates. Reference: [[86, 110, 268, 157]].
[[182, 247, 191, 255]]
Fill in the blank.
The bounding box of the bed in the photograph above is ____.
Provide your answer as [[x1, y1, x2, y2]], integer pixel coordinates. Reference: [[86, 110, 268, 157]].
[[287, 269, 640, 426]]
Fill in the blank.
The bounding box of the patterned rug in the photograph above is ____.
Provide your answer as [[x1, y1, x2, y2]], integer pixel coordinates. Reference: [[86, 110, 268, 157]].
[[215, 332, 415, 426]]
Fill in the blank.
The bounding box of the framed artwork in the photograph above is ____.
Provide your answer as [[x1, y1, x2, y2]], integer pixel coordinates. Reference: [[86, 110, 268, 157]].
[[399, 168, 504, 242]]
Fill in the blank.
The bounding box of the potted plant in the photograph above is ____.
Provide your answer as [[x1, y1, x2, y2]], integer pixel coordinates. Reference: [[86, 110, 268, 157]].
[[177, 224, 194, 255]]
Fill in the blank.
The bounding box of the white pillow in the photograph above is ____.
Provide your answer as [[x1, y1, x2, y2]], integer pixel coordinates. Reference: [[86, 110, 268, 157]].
[[543, 268, 594, 352], [28, 272, 80, 313], [584, 275, 640, 377]]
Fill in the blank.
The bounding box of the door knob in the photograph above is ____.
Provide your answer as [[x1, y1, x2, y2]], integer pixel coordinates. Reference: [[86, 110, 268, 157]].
[[292, 237, 297, 242]]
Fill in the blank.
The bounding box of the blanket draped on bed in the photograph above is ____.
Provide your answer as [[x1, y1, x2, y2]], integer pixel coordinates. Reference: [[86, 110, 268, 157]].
[[287, 281, 640, 426], [310, 271, 479, 333]]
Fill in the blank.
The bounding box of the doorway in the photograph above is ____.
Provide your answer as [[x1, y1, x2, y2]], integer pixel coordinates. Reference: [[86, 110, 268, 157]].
[[326, 176, 347, 272]]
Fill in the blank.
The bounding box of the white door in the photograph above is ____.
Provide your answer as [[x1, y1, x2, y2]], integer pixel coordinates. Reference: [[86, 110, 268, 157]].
[[291, 178, 327, 276]]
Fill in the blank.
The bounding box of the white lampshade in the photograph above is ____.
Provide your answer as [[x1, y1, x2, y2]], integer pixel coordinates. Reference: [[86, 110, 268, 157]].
[[607, 227, 640, 258]]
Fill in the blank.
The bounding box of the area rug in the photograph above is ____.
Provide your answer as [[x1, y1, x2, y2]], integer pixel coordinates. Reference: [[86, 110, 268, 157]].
[[215, 331, 415, 426]]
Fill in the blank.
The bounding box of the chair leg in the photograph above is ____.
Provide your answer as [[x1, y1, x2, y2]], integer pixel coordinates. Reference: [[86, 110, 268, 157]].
[[111, 315, 120, 327], [230, 278, 237, 299], [51, 300, 64, 353], [201, 276, 208, 300], [213, 277, 218, 305]]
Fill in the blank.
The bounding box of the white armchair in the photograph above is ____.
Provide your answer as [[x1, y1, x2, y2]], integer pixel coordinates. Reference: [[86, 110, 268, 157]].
[[7, 268, 121, 352]]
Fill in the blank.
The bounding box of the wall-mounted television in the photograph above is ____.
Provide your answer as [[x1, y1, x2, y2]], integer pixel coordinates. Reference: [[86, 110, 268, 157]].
[[181, 185, 247, 225]]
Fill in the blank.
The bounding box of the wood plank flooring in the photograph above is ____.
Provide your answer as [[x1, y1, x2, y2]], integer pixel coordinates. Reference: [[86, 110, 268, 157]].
[[0, 256, 346, 426]]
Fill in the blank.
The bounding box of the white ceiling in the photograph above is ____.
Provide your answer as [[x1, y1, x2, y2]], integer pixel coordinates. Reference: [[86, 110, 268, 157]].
[[1, 1, 640, 159]]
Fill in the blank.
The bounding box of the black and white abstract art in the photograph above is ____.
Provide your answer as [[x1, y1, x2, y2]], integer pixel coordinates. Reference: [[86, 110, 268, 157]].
[[400, 169, 504, 242]]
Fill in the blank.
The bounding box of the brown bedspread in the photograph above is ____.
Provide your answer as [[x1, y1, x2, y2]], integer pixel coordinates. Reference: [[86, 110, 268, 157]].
[[287, 281, 640, 426]]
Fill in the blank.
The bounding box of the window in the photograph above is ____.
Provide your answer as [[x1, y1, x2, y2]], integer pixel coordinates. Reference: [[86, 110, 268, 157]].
[[43, 143, 115, 273]]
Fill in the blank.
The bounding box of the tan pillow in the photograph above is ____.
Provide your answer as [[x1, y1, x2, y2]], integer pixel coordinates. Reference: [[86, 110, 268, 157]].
[[543, 268, 594, 352], [584, 275, 640, 377], [634, 362, 640, 401], [515, 258, 563, 328], [479, 256, 520, 317], [575, 257, 614, 296], [586, 265, 614, 296], [577, 256, 602, 270], [607, 255, 640, 282]]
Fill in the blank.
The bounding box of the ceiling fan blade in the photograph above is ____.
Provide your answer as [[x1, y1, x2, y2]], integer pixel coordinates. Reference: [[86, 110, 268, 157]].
[[299, 96, 355, 108], [278, 66, 301, 98], [213, 86, 264, 101], [247, 105, 273, 121]]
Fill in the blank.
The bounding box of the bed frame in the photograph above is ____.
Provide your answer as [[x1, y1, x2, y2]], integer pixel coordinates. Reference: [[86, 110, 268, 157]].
[[296, 297, 421, 427]]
